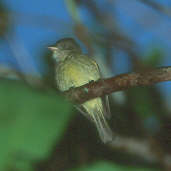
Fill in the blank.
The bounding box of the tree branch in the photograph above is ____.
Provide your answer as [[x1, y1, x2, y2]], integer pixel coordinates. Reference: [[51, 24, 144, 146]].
[[64, 66, 171, 104]]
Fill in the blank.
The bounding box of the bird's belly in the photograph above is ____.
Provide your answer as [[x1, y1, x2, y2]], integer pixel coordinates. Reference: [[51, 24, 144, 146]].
[[56, 57, 100, 91], [63, 63, 99, 87], [68, 67, 95, 86]]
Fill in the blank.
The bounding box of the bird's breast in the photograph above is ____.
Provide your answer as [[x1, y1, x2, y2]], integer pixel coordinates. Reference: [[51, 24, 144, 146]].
[[56, 56, 100, 91]]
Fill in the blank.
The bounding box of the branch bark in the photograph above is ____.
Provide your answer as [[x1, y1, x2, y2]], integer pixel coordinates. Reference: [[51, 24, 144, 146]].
[[64, 66, 171, 104]]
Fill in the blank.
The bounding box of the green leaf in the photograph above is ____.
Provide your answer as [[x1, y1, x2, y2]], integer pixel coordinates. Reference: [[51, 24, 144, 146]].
[[0, 79, 72, 170], [71, 162, 159, 171]]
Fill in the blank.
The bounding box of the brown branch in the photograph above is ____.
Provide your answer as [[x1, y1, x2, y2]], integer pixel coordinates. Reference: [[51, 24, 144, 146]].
[[64, 66, 171, 104]]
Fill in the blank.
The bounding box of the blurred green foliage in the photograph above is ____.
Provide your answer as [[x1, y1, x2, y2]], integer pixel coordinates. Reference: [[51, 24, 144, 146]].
[[71, 162, 159, 171], [0, 79, 73, 171], [0, 79, 161, 171], [133, 87, 156, 119], [128, 87, 161, 135], [143, 48, 163, 67]]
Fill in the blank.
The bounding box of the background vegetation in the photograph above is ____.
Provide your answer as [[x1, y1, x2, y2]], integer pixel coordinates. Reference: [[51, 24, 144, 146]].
[[0, 0, 171, 171]]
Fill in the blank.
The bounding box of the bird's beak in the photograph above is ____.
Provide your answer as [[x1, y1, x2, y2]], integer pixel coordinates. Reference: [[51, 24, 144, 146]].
[[48, 46, 58, 51]]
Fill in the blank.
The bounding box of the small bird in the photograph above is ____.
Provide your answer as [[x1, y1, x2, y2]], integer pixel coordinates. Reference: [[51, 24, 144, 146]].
[[48, 38, 113, 143]]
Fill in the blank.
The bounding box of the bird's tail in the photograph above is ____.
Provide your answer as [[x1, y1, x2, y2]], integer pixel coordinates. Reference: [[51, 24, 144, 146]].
[[91, 109, 114, 144], [82, 98, 114, 143]]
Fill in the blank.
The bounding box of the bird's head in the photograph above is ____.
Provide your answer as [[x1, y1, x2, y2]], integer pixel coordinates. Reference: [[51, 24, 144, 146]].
[[48, 38, 81, 62]]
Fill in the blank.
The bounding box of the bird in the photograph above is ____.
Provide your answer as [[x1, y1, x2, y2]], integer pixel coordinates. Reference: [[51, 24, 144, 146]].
[[48, 38, 113, 143]]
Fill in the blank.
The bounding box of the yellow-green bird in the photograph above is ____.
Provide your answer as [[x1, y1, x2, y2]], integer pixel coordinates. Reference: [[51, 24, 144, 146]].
[[48, 38, 113, 143]]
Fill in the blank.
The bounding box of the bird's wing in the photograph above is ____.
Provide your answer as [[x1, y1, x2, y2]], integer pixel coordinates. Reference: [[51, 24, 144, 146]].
[[79, 54, 111, 119]]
